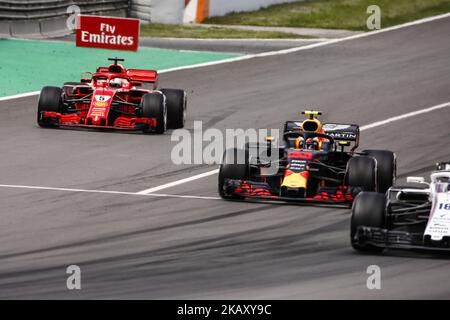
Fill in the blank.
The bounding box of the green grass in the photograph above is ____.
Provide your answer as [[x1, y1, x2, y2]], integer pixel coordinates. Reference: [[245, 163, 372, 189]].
[[204, 0, 450, 31], [140, 23, 303, 38]]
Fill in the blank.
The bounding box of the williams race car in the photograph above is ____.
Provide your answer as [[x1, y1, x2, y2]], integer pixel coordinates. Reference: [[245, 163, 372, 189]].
[[218, 111, 396, 205], [351, 162, 450, 253], [37, 57, 187, 134]]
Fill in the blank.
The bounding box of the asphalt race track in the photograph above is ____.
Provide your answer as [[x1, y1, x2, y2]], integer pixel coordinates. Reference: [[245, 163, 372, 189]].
[[0, 16, 449, 299]]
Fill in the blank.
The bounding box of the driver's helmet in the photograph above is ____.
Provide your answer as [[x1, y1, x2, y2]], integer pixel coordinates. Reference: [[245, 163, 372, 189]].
[[294, 137, 321, 150], [110, 77, 128, 88]]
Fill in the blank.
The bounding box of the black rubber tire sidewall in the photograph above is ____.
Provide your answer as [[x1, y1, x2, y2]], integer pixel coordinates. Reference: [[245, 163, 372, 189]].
[[218, 148, 249, 198], [363, 149, 396, 193], [37, 86, 62, 127], [350, 192, 386, 253], [347, 156, 377, 191], [161, 88, 186, 130], [141, 92, 166, 134]]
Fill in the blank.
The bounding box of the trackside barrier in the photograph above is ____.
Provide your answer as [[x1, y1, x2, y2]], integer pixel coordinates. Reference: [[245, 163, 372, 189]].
[[0, 0, 129, 38], [183, 0, 302, 23], [0, 0, 303, 38]]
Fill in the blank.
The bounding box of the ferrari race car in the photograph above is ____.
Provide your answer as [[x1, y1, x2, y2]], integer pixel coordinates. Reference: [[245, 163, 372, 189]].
[[351, 162, 450, 253], [37, 58, 187, 134], [218, 111, 396, 205]]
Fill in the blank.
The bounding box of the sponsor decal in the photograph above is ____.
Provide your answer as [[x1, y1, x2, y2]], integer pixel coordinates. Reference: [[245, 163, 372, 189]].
[[425, 195, 450, 241], [95, 95, 111, 102], [327, 132, 357, 140], [323, 124, 351, 131], [93, 95, 111, 107], [288, 151, 313, 160], [76, 15, 139, 51], [94, 102, 107, 107]]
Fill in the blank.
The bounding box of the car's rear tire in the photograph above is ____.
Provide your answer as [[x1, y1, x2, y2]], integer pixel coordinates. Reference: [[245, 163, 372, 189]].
[[37, 86, 62, 128], [347, 156, 377, 191], [161, 89, 186, 129], [141, 92, 166, 134], [218, 148, 249, 199], [363, 150, 396, 193], [351, 192, 386, 253]]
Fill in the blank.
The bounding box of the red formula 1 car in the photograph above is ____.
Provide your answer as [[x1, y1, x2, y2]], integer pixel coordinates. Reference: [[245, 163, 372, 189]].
[[37, 58, 186, 134], [218, 111, 397, 206]]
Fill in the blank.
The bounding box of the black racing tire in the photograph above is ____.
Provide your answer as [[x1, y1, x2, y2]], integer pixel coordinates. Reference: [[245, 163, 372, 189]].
[[37, 86, 62, 128], [351, 192, 386, 253], [363, 149, 396, 193], [218, 148, 249, 199], [141, 92, 166, 134], [161, 88, 186, 129], [347, 156, 377, 192]]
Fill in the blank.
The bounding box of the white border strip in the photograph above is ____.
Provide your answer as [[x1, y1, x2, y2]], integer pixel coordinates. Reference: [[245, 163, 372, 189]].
[[136, 169, 220, 194], [1, 13, 449, 102], [143, 37, 329, 42], [0, 183, 221, 200], [359, 102, 450, 131], [0, 91, 40, 102]]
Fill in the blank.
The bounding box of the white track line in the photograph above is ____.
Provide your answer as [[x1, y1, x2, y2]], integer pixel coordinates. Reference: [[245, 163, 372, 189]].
[[136, 101, 450, 195], [359, 102, 450, 131], [1, 13, 449, 102], [136, 169, 220, 194], [143, 37, 329, 42], [0, 91, 40, 102], [0, 184, 220, 200]]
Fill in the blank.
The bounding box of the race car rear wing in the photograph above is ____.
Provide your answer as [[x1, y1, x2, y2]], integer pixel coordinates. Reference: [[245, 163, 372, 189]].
[[126, 69, 158, 83], [92, 68, 158, 83], [283, 121, 360, 151]]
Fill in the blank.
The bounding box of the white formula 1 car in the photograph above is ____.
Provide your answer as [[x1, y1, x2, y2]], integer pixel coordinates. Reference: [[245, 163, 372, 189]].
[[351, 162, 450, 252]]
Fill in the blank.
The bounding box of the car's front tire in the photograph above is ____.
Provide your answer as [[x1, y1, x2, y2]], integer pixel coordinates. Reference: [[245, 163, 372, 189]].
[[218, 148, 249, 199], [37, 86, 62, 128], [351, 192, 386, 253], [141, 92, 166, 134], [161, 89, 186, 129]]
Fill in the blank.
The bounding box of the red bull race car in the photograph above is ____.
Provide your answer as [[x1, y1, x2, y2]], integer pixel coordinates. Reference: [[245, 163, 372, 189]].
[[351, 162, 450, 253], [37, 58, 186, 134], [218, 111, 396, 206]]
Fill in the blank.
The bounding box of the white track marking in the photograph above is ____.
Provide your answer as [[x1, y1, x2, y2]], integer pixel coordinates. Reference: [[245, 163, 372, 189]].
[[136, 169, 220, 194], [0, 91, 40, 102], [137, 101, 450, 194], [1, 13, 449, 102], [0, 184, 220, 200], [150, 37, 329, 42], [360, 102, 450, 131]]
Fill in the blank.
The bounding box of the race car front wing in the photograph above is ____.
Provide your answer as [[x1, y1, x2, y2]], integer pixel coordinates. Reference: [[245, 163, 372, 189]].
[[353, 226, 450, 252], [223, 178, 354, 205], [39, 112, 157, 131]]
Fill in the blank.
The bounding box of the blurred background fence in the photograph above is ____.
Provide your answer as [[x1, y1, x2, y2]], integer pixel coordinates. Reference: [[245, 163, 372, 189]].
[[0, 0, 298, 38]]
